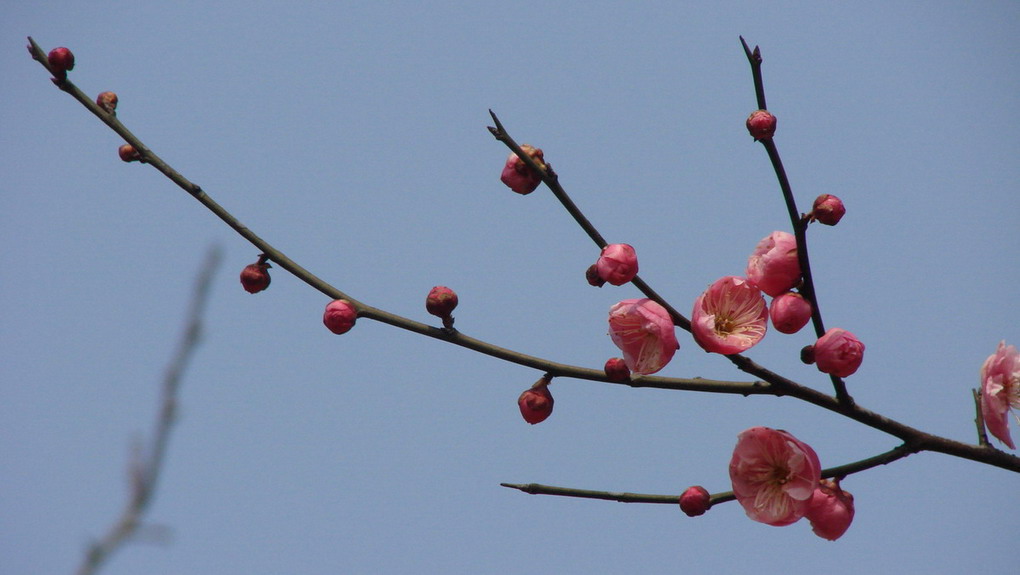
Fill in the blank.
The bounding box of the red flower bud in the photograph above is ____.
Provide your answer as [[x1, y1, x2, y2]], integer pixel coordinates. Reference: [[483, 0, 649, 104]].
[[746, 109, 777, 141], [47, 47, 75, 77], [499, 144, 546, 195], [425, 286, 458, 329], [805, 479, 855, 541], [603, 357, 631, 382], [240, 255, 271, 294], [810, 194, 846, 226], [585, 264, 606, 287], [518, 378, 554, 424], [118, 144, 142, 163], [323, 299, 358, 335], [769, 291, 812, 334], [96, 91, 118, 114], [678, 485, 711, 517]]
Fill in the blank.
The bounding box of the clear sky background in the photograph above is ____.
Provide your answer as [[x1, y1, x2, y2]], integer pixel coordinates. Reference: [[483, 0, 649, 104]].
[[3, 2, 1018, 574]]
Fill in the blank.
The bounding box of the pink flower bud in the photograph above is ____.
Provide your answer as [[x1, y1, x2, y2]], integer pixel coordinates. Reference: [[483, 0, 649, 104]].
[[595, 243, 639, 286], [425, 286, 458, 329], [811, 194, 846, 226], [118, 144, 142, 163], [499, 144, 545, 195], [678, 486, 711, 517], [518, 378, 554, 424], [96, 91, 118, 114], [812, 328, 865, 377], [805, 479, 855, 541], [769, 291, 812, 334], [746, 109, 776, 140], [979, 340, 1020, 449], [323, 299, 358, 335], [603, 357, 631, 382], [239, 255, 271, 294], [47, 47, 75, 77], [691, 276, 768, 354], [746, 231, 801, 297], [585, 264, 606, 287], [608, 298, 679, 375]]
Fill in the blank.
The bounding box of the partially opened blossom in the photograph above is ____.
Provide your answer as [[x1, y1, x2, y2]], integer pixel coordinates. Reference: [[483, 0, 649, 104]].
[[812, 328, 865, 377], [691, 276, 768, 354], [980, 341, 1020, 449], [608, 298, 679, 375], [769, 291, 812, 334], [746, 231, 801, 297], [729, 426, 821, 526], [595, 243, 639, 286], [805, 479, 855, 541], [499, 144, 546, 195]]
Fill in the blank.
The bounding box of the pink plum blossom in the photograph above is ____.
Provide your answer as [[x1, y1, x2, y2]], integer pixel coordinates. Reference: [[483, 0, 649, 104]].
[[769, 291, 812, 334], [729, 426, 821, 527], [323, 299, 358, 335], [499, 144, 545, 195], [805, 479, 855, 541], [691, 276, 768, 354], [608, 298, 679, 375], [812, 328, 865, 377], [746, 231, 801, 297], [595, 243, 639, 286], [980, 340, 1020, 449]]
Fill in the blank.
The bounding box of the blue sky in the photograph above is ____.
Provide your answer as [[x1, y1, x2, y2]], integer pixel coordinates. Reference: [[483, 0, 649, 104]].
[[4, 2, 1018, 574]]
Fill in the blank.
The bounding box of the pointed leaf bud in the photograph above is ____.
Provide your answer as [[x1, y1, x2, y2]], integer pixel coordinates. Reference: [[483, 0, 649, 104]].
[[518, 377, 554, 424], [769, 291, 812, 334], [810, 194, 846, 226], [96, 91, 118, 114], [746, 109, 776, 140], [603, 357, 631, 382], [499, 144, 546, 195], [425, 286, 458, 329], [323, 299, 358, 335], [47, 47, 75, 77], [679, 485, 711, 517], [118, 144, 142, 163], [239, 255, 271, 294]]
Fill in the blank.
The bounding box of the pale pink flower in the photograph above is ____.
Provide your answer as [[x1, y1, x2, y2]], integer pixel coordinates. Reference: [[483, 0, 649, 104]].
[[805, 479, 855, 541], [729, 426, 821, 527], [769, 291, 812, 334], [499, 144, 545, 195], [980, 341, 1020, 449], [595, 243, 639, 286], [746, 231, 801, 297], [608, 298, 679, 375], [691, 276, 768, 354], [812, 328, 865, 377]]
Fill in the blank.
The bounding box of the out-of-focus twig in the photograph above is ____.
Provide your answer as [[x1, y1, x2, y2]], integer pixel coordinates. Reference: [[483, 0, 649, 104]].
[[75, 246, 222, 575]]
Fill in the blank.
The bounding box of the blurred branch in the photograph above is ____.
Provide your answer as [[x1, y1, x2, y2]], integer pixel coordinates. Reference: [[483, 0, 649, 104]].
[[75, 246, 222, 575]]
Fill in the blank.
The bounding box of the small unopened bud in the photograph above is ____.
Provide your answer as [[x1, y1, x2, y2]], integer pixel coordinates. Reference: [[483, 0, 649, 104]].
[[810, 194, 846, 226], [805, 479, 855, 541], [425, 286, 458, 329], [678, 485, 711, 517], [800, 344, 816, 365], [746, 109, 777, 141], [118, 144, 142, 163], [240, 255, 271, 294], [499, 144, 546, 195], [47, 47, 75, 77], [518, 377, 554, 424], [603, 358, 631, 382], [323, 299, 357, 334], [96, 91, 118, 114], [770, 291, 812, 334], [812, 328, 865, 377], [595, 243, 639, 286], [585, 264, 606, 287]]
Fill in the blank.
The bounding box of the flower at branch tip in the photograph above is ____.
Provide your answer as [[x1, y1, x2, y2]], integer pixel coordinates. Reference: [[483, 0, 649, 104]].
[[679, 485, 711, 517], [729, 426, 821, 527], [746, 109, 776, 141], [47, 47, 75, 77], [980, 340, 1020, 449], [746, 231, 801, 297], [810, 328, 865, 377], [518, 378, 554, 424], [603, 357, 631, 382], [323, 299, 358, 335], [595, 243, 639, 286], [585, 263, 606, 287], [425, 285, 458, 329], [239, 255, 271, 294], [691, 276, 768, 355], [769, 291, 812, 334], [499, 144, 546, 195], [810, 194, 846, 226], [805, 479, 855, 541], [96, 91, 118, 114], [608, 298, 679, 375], [118, 144, 142, 163]]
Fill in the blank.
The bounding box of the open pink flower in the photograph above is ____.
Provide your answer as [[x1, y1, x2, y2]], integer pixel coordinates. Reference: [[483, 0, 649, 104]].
[[980, 341, 1020, 449], [805, 479, 855, 541], [692, 276, 768, 354], [812, 328, 865, 377], [596, 243, 639, 286], [746, 231, 801, 297], [729, 426, 821, 527], [608, 298, 679, 375], [499, 144, 546, 195]]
